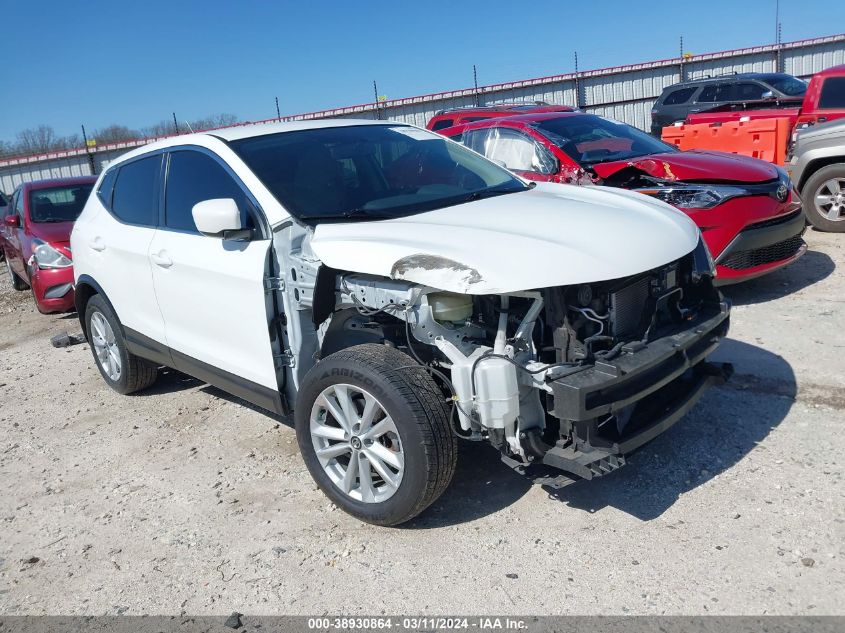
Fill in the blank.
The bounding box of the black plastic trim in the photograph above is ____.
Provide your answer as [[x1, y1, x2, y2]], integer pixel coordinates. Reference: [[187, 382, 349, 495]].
[[549, 302, 730, 423], [715, 210, 807, 264], [123, 326, 284, 416]]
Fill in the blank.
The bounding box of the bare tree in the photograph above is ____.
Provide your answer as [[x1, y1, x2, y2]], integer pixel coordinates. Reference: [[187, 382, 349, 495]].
[[16, 125, 61, 153], [142, 120, 177, 138], [189, 113, 239, 131], [4, 112, 242, 156], [92, 124, 141, 145], [13, 125, 80, 154]]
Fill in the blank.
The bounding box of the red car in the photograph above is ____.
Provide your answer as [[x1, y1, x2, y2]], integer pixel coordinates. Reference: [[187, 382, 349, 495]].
[[438, 111, 805, 284], [2, 176, 96, 313]]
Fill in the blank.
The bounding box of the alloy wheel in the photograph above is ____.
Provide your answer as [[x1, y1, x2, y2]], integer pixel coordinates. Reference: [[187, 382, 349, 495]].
[[89, 311, 122, 381], [814, 177, 845, 222], [309, 384, 404, 503]]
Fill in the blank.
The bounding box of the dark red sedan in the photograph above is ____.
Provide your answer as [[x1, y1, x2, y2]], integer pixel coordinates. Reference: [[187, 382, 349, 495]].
[[435, 111, 806, 284], [2, 176, 96, 313]]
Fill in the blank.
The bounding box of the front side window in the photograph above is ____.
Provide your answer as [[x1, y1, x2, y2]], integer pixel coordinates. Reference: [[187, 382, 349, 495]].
[[230, 124, 526, 224], [14, 189, 24, 218], [662, 87, 696, 105], [165, 150, 253, 232], [819, 77, 845, 109], [111, 155, 161, 226], [764, 75, 807, 96], [28, 184, 94, 223], [730, 82, 767, 101], [463, 127, 557, 174], [532, 114, 675, 166]]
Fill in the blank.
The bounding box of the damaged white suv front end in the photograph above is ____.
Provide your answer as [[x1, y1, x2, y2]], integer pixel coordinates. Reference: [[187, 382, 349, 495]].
[[73, 120, 730, 526]]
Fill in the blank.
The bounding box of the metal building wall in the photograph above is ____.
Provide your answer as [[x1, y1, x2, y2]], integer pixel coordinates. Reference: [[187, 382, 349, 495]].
[[2, 34, 843, 193]]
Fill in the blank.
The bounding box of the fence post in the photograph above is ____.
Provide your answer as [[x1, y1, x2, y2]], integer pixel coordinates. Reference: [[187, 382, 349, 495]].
[[80, 125, 96, 175]]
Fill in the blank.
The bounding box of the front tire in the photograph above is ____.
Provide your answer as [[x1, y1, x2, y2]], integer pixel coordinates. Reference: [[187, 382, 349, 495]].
[[5, 255, 29, 291], [801, 163, 845, 232], [85, 294, 158, 394], [295, 344, 457, 526]]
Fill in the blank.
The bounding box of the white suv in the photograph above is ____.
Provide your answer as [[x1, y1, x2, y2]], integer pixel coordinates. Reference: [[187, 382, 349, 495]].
[[71, 120, 730, 525]]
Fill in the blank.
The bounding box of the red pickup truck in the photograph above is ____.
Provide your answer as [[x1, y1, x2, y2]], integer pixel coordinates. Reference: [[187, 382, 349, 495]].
[[685, 64, 845, 134]]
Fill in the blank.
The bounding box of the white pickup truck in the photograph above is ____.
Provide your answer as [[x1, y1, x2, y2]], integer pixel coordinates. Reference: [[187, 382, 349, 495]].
[[71, 120, 730, 525]]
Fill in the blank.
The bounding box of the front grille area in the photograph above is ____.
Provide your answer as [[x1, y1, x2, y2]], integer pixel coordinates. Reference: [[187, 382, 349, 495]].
[[721, 235, 805, 270], [749, 209, 802, 230], [609, 277, 650, 337]]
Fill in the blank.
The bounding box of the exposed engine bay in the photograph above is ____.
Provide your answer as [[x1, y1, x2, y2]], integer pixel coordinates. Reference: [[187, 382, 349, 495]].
[[309, 238, 731, 480]]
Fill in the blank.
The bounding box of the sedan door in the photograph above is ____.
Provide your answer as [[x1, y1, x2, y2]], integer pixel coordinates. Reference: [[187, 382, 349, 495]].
[[148, 148, 279, 409], [5, 188, 27, 278]]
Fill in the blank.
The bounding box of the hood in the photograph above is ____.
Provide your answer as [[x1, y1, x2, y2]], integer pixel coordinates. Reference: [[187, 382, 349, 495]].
[[592, 150, 779, 184], [309, 182, 699, 294], [798, 118, 845, 142], [29, 221, 74, 246]]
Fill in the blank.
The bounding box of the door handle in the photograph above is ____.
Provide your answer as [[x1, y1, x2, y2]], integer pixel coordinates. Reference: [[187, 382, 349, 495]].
[[151, 251, 173, 268], [89, 237, 105, 252]]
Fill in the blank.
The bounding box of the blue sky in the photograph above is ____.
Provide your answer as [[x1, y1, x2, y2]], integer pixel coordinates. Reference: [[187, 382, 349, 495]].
[[0, 0, 840, 142]]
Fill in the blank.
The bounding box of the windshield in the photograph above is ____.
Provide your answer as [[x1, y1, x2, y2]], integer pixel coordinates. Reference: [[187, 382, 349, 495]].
[[229, 124, 527, 223], [764, 75, 807, 97], [532, 114, 677, 166], [28, 184, 94, 223]]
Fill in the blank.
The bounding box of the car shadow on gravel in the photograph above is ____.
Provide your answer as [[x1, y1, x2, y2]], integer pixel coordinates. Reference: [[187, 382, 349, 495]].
[[543, 338, 795, 521], [721, 247, 834, 306], [406, 441, 534, 528]]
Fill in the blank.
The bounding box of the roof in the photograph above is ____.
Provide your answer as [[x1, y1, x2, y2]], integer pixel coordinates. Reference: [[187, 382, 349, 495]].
[[108, 119, 399, 166], [815, 64, 845, 77], [433, 103, 575, 116], [210, 117, 393, 141], [437, 111, 586, 134], [21, 175, 98, 191]]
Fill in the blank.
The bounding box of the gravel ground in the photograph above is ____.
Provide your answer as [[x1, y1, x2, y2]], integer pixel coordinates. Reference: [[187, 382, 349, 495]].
[[0, 231, 843, 616]]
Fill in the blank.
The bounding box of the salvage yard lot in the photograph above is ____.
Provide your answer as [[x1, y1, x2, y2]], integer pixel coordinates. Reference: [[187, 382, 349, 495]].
[[1, 230, 843, 615]]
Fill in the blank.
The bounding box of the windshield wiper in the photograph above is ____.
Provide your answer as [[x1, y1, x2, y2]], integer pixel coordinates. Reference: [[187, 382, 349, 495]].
[[298, 208, 391, 221], [465, 185, 526, 202]]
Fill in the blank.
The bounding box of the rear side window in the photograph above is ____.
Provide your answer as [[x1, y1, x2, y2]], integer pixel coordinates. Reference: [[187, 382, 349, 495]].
[[697, 83, 729, 103], [97, 168, 117, 209], [819, 77, 845, 109], [111, 155, 161, 226], [430, 119, 454, 131], [164, 150, 253, 233], [662, 87, 696, 105]]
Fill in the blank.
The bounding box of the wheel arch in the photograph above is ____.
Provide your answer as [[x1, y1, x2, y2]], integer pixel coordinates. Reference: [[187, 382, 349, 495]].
[[75, 275, 121, 338], [797, 156, 845, 192]]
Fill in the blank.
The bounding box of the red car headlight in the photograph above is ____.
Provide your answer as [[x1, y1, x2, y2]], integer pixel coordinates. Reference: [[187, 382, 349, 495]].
[[32, 240, 72, 269], [633, 185, 749, 209]]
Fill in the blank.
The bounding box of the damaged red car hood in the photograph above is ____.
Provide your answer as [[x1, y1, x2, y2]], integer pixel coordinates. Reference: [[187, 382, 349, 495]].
[[29, 221, 74, 246], [591, 150, 779, 184]]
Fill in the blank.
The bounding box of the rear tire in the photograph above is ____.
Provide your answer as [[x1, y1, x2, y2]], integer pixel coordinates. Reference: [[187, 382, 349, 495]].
[[801, 163, 845, 232], [84, 294, 158, 394], [4, 255, 28, 291], [295, 344, 457, 526]]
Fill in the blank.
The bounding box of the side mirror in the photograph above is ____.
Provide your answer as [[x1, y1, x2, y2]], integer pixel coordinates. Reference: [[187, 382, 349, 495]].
[[761, 90, 775, 100], [192, 198, 250, 240], [4, 214, 20, 228]]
